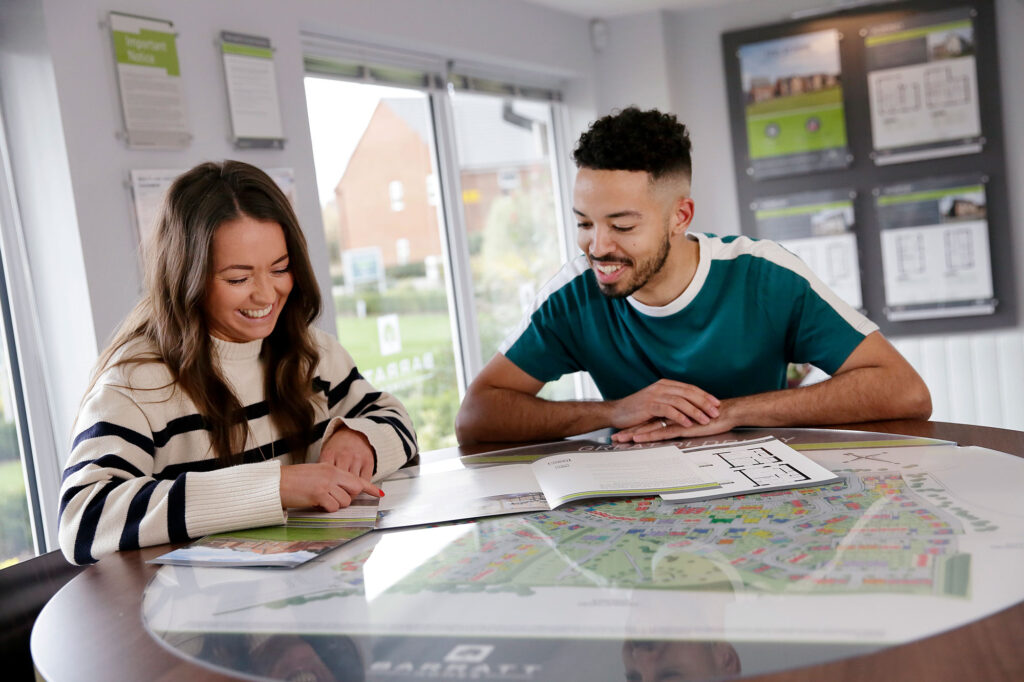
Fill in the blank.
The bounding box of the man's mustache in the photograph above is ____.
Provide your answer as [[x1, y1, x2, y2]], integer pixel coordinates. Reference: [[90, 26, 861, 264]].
[[589, 255, 632, 265]]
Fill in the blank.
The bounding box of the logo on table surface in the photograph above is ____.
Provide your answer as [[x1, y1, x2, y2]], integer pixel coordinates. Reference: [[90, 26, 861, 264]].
[[370, 642, 543, 679], [444, 644, 494, 663]]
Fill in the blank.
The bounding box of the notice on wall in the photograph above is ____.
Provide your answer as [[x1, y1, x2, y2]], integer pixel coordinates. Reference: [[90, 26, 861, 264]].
[[865, 6, 982, 165], [129, 167, 295, 245], [265, 167, 296, 205], [752, 189, 863, 310], [221, 31, 285, 148], [129, 169, 183, 244], [876, 176, 994, 321], [738, 29, 850, 179], [109, 12, 190, 149]]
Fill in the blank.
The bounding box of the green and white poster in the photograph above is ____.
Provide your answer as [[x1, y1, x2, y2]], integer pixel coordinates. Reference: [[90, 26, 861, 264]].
[[865, 6, 982, 165], [109, 12, 190, 149], [739, 29, 850, 179], [220, 31, 285, 148], [752, 188, 862, 310], [876, 175, 994, 320]]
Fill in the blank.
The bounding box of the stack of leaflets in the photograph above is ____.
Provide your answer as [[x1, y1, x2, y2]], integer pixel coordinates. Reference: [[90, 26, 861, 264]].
[[149, 493, 379, 568]]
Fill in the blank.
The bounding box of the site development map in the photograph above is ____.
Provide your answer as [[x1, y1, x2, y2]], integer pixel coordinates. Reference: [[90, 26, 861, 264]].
[[145, 441, 1024, 647]]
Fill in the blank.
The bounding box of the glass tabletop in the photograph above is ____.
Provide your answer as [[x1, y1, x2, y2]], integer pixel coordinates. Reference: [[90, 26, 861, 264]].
[[143, 431, 1024, 681]]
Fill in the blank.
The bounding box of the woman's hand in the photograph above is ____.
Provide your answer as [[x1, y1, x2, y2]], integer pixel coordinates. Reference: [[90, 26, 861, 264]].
[[319, 426, 376, 480], [279, 462, 382, 511]]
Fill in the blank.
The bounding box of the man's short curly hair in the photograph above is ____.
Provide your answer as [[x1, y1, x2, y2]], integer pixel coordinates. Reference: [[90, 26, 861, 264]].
[[573, 107, 692, 181]]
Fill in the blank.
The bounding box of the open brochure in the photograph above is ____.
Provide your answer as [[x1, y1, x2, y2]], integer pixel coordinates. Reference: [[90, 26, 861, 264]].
[[148, 494, 379, 568], [376, 445, 720, 529], [660, 435, 841, 503]]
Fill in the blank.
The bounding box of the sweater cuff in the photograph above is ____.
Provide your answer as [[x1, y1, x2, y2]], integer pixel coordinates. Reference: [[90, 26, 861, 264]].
[[185, 459, 285, 537], [341, 417, 409, 481]]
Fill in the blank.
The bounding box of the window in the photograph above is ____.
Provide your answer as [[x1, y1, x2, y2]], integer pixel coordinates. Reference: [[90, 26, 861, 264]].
[[449, 91, 575, 400], [0, 109, 52, 564], [0, 318, 32, 566], [305, 78, 463, 450], [304, 42, 580, 448]]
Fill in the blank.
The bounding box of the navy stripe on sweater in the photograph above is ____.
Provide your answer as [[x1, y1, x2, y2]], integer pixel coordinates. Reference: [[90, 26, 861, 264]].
[[62, 454, 145, 482], [345, 392, 383, 419], [118, 480, 159, 551], [327, 368, 361, 409], [73, 479, 123, 565], [367, 414, 415, 462], [167, 476, 189, 543], [72, 422, 154, 456]]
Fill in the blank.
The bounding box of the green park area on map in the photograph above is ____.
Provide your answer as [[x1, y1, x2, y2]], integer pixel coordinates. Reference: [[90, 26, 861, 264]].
[[746, 87, 847, 159]]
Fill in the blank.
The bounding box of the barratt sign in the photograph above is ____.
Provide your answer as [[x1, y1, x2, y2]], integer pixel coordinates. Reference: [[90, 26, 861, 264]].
[[370, 643, 543, 679]]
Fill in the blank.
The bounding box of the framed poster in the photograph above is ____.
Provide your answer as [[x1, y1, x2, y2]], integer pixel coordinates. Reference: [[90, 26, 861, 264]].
[[220, 31, 285, 149], [738, 29, 851, 179], [752, 189, 863, 310], [865, 6, 983, 165], [876, 175, 994, 320], [109, 12, 190, 149]]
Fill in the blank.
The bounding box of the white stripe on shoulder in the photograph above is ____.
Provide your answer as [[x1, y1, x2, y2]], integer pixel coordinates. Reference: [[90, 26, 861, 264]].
[[498, 255, 590, 354], [711, 234, 877, 335]]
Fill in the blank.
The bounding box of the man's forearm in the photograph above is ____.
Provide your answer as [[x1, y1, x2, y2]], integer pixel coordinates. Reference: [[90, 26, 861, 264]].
[[455, 386, 614, 445], [725, 364, 932, 428]]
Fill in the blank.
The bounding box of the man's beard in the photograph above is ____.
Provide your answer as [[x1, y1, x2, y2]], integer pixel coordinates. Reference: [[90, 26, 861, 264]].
[[592, 231, 671, 299]]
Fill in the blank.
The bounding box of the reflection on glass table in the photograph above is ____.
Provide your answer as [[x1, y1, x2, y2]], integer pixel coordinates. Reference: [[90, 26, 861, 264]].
[[143, 433, 1024, 681]]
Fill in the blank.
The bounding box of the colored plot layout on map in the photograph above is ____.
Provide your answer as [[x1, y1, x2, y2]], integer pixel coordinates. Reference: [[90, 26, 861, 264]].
[[144, 443, 1024, 647], [325, 469, 970, 600]]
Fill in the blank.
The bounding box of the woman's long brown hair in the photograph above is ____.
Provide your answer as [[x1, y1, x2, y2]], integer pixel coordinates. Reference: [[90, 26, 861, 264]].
[[93, 161, 322, 464]]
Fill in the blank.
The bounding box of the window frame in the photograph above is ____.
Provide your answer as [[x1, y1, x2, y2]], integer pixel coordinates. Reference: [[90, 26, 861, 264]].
[[0, 109, 63, 556]]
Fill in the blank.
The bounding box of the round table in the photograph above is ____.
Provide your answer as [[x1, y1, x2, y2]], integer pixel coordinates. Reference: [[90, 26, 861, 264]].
[[31, 420, 1024, 681]]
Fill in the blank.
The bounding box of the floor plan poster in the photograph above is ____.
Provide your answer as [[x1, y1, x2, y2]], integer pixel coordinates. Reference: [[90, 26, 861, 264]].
[[876, 176, 994, 320], [739, 29, 850, 179], [752, 188, 863, 309], [865, 6, 982, 165]]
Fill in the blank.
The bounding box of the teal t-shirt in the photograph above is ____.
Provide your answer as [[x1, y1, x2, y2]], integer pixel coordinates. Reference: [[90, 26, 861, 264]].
[[500, 233, 877, 400]]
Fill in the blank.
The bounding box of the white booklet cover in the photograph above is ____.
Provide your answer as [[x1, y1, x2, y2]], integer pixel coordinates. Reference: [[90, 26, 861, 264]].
[[377, 446, 719, 529], [660, 435, 841, 504]]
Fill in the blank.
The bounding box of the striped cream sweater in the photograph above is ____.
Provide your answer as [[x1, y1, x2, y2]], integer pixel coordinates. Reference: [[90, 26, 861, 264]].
[[58, 327, 416, 564]]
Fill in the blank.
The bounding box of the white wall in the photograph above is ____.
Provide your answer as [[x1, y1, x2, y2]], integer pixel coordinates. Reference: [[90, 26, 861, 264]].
[[591, 11, 674, 114], [5, 0, 594, 454]]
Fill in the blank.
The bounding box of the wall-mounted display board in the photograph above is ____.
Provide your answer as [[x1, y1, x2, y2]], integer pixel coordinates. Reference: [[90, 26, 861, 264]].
[[722, 0, 1014, 337], [220, 31, 285, 149], [108, 12, 191, 149]]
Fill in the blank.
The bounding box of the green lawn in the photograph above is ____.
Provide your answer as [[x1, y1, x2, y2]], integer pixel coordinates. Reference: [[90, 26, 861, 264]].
[[335, 313, 460, 451], [336, 313, 453, 371], [0, 458, 26, 497], [0, 459, 32, 565], [746, 87, 847, 159]]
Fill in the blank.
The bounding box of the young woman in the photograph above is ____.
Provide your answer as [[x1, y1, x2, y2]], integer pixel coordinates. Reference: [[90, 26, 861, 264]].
[[59, 161, 417, 564]]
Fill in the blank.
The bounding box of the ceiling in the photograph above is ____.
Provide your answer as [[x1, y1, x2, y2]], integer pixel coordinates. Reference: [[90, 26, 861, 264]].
[[522, 0, 739, 19]]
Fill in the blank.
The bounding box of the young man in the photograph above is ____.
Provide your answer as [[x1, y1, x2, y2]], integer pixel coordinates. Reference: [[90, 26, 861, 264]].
[[455, 108, 930, 445]]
